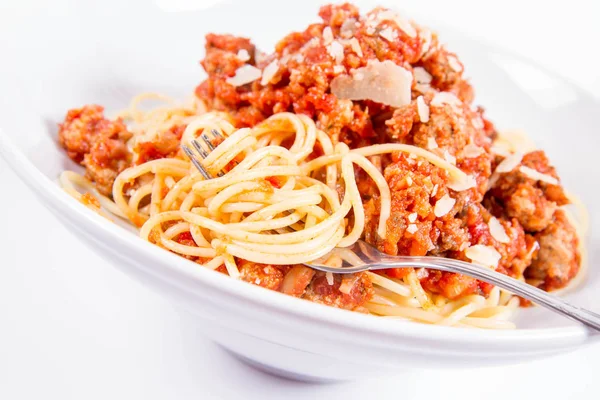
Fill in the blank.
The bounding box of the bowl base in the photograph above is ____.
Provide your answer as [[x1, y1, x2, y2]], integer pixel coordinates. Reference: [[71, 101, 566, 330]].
[[219, 345, 345, 383]]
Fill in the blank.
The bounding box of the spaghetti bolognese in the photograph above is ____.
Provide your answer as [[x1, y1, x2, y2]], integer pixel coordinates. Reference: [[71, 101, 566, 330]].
[[57, 3, 584, 329]]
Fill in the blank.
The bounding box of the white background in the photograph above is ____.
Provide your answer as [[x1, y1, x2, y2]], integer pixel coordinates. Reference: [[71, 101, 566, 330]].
[[1, 0, 599, 399]]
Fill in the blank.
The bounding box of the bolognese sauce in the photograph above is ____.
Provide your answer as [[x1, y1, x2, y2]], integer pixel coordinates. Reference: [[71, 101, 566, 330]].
[[58, 3, 581, 315]]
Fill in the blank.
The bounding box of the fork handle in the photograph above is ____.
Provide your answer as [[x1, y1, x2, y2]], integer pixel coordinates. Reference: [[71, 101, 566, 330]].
[[365, 259, 600, 332]]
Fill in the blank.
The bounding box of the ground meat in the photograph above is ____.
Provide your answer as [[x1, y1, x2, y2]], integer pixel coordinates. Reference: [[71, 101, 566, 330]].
[[58, 105, 133, 196], [364, 152, 468, 257], [134, 124, 186, 165], [463, 203, 537, 278], [302, 272, 373, 311], [195, 4, 475, 148], [238, 261, 371, 310], [239, 261, 289, 291], [386, 93, 494, 203], [526, 210, 580, 291], [420, 271, 479, 300], [488, 151, 569, 232], [420, 40, 472, 102]]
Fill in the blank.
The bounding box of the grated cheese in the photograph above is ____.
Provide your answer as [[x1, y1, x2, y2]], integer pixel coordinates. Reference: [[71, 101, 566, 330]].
[[488, 217, 510, 243], [407, 224, 418, 234], [226, 65, 262, 86], [375, 10, 417, 37], [340, 18, 358, 38], [413, 67, 432, 84], [519, 166, 559, 185], [408, 212, 418, 223], [333, 65, 345, 74], [465, 245, 501, 268], [431, 92, 462, 107], [323, 26, 334, 45], [325, 271, 334, 285], [462, 143, 484, 158], [434, 194, 455, 217], [236, 49, 250, 62], [443, 150, 456, 165], [447, 55, 463, 72], [427, 137, 438, 149], [327, 40, 345, 64], [349, 38, 363, 57], [416, 95, 430, 123], [495, 152, 522, 173], [260, 60, 279, 86], [447, 175, 477, 192], [330, 60, 412, 107], [379, 27, 397, 41]]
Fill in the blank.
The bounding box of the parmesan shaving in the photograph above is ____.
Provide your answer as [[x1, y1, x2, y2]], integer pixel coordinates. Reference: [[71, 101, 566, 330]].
[[495, 152, 522, 173], [349, 38, 363, 57], [236, 49, 250, 62], [465, 245, 501, 268], [447, 175, 477, 192], [431, 92, 462, 107], [443, 150, 456, 165], [226, 65, 261, 86], [408, 212, 418, 223], [416, 95, 430, 123], [340, 18, 358, 38], [333, 65, 345, 74], [330, 60, 412, 107], [379, 27, 397, 42], [323, 27, 334, 45], [375, 10, 417, 37], [327, 40, 344, 64], [407, 224, 418, 234], [260, 60, 279, 86], [519, 166, 559, 185], [325, 271, 334, 285], [447, 55, 463, 72], [434, 194, 455, 217], [462, 143, 484, 158], [488, 217, 510, 243], [419, 28, 432, 56], [427, 137, 438, 149], [413, 67, 432, 84]]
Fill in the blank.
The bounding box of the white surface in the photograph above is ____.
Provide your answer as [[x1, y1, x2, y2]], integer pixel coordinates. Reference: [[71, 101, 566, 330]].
[[1, 0, 599, 398]]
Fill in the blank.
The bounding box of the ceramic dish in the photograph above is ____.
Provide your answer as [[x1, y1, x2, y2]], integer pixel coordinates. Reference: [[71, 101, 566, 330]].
[[1, 0, 598, 381]]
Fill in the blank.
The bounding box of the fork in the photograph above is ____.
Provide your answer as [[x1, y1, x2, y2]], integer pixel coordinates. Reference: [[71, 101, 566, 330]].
[[182, 138, 600, 332], [181, 128, 225, 180], [303, 240, 600, 331]]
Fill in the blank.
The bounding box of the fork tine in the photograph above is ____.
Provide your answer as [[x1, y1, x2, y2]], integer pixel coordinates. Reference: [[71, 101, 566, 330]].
[[200, 132, 225, 177], [211, 129, 224, 140], [201, 134, 215, 151], [191, 139, 210, 159], [182, 145, 212, 180]]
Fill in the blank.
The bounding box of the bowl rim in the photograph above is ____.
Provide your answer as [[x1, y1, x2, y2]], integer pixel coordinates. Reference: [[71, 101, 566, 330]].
[[0, 129, 593, 349]]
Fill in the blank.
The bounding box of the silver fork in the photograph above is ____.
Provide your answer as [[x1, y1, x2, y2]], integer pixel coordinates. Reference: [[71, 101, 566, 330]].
[[181, 129, 226, 179], [304, 240, 600, 331], [182, 141, 600, 332]]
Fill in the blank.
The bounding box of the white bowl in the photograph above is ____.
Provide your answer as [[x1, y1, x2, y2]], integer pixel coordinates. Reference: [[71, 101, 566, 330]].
[[1, 0, 599, 382]]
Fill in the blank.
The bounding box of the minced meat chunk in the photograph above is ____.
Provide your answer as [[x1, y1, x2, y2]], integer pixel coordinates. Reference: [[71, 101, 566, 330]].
[[488, 151, 568, 232], [526, 210, 580, 291], [302, 272, 373, 311], [364, 152, 467, 257], [58, 105, 132, 196]]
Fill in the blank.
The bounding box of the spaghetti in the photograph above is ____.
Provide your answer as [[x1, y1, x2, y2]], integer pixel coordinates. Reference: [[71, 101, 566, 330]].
[[60, 94, 523, 329], [57, 3, 585, 330]]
